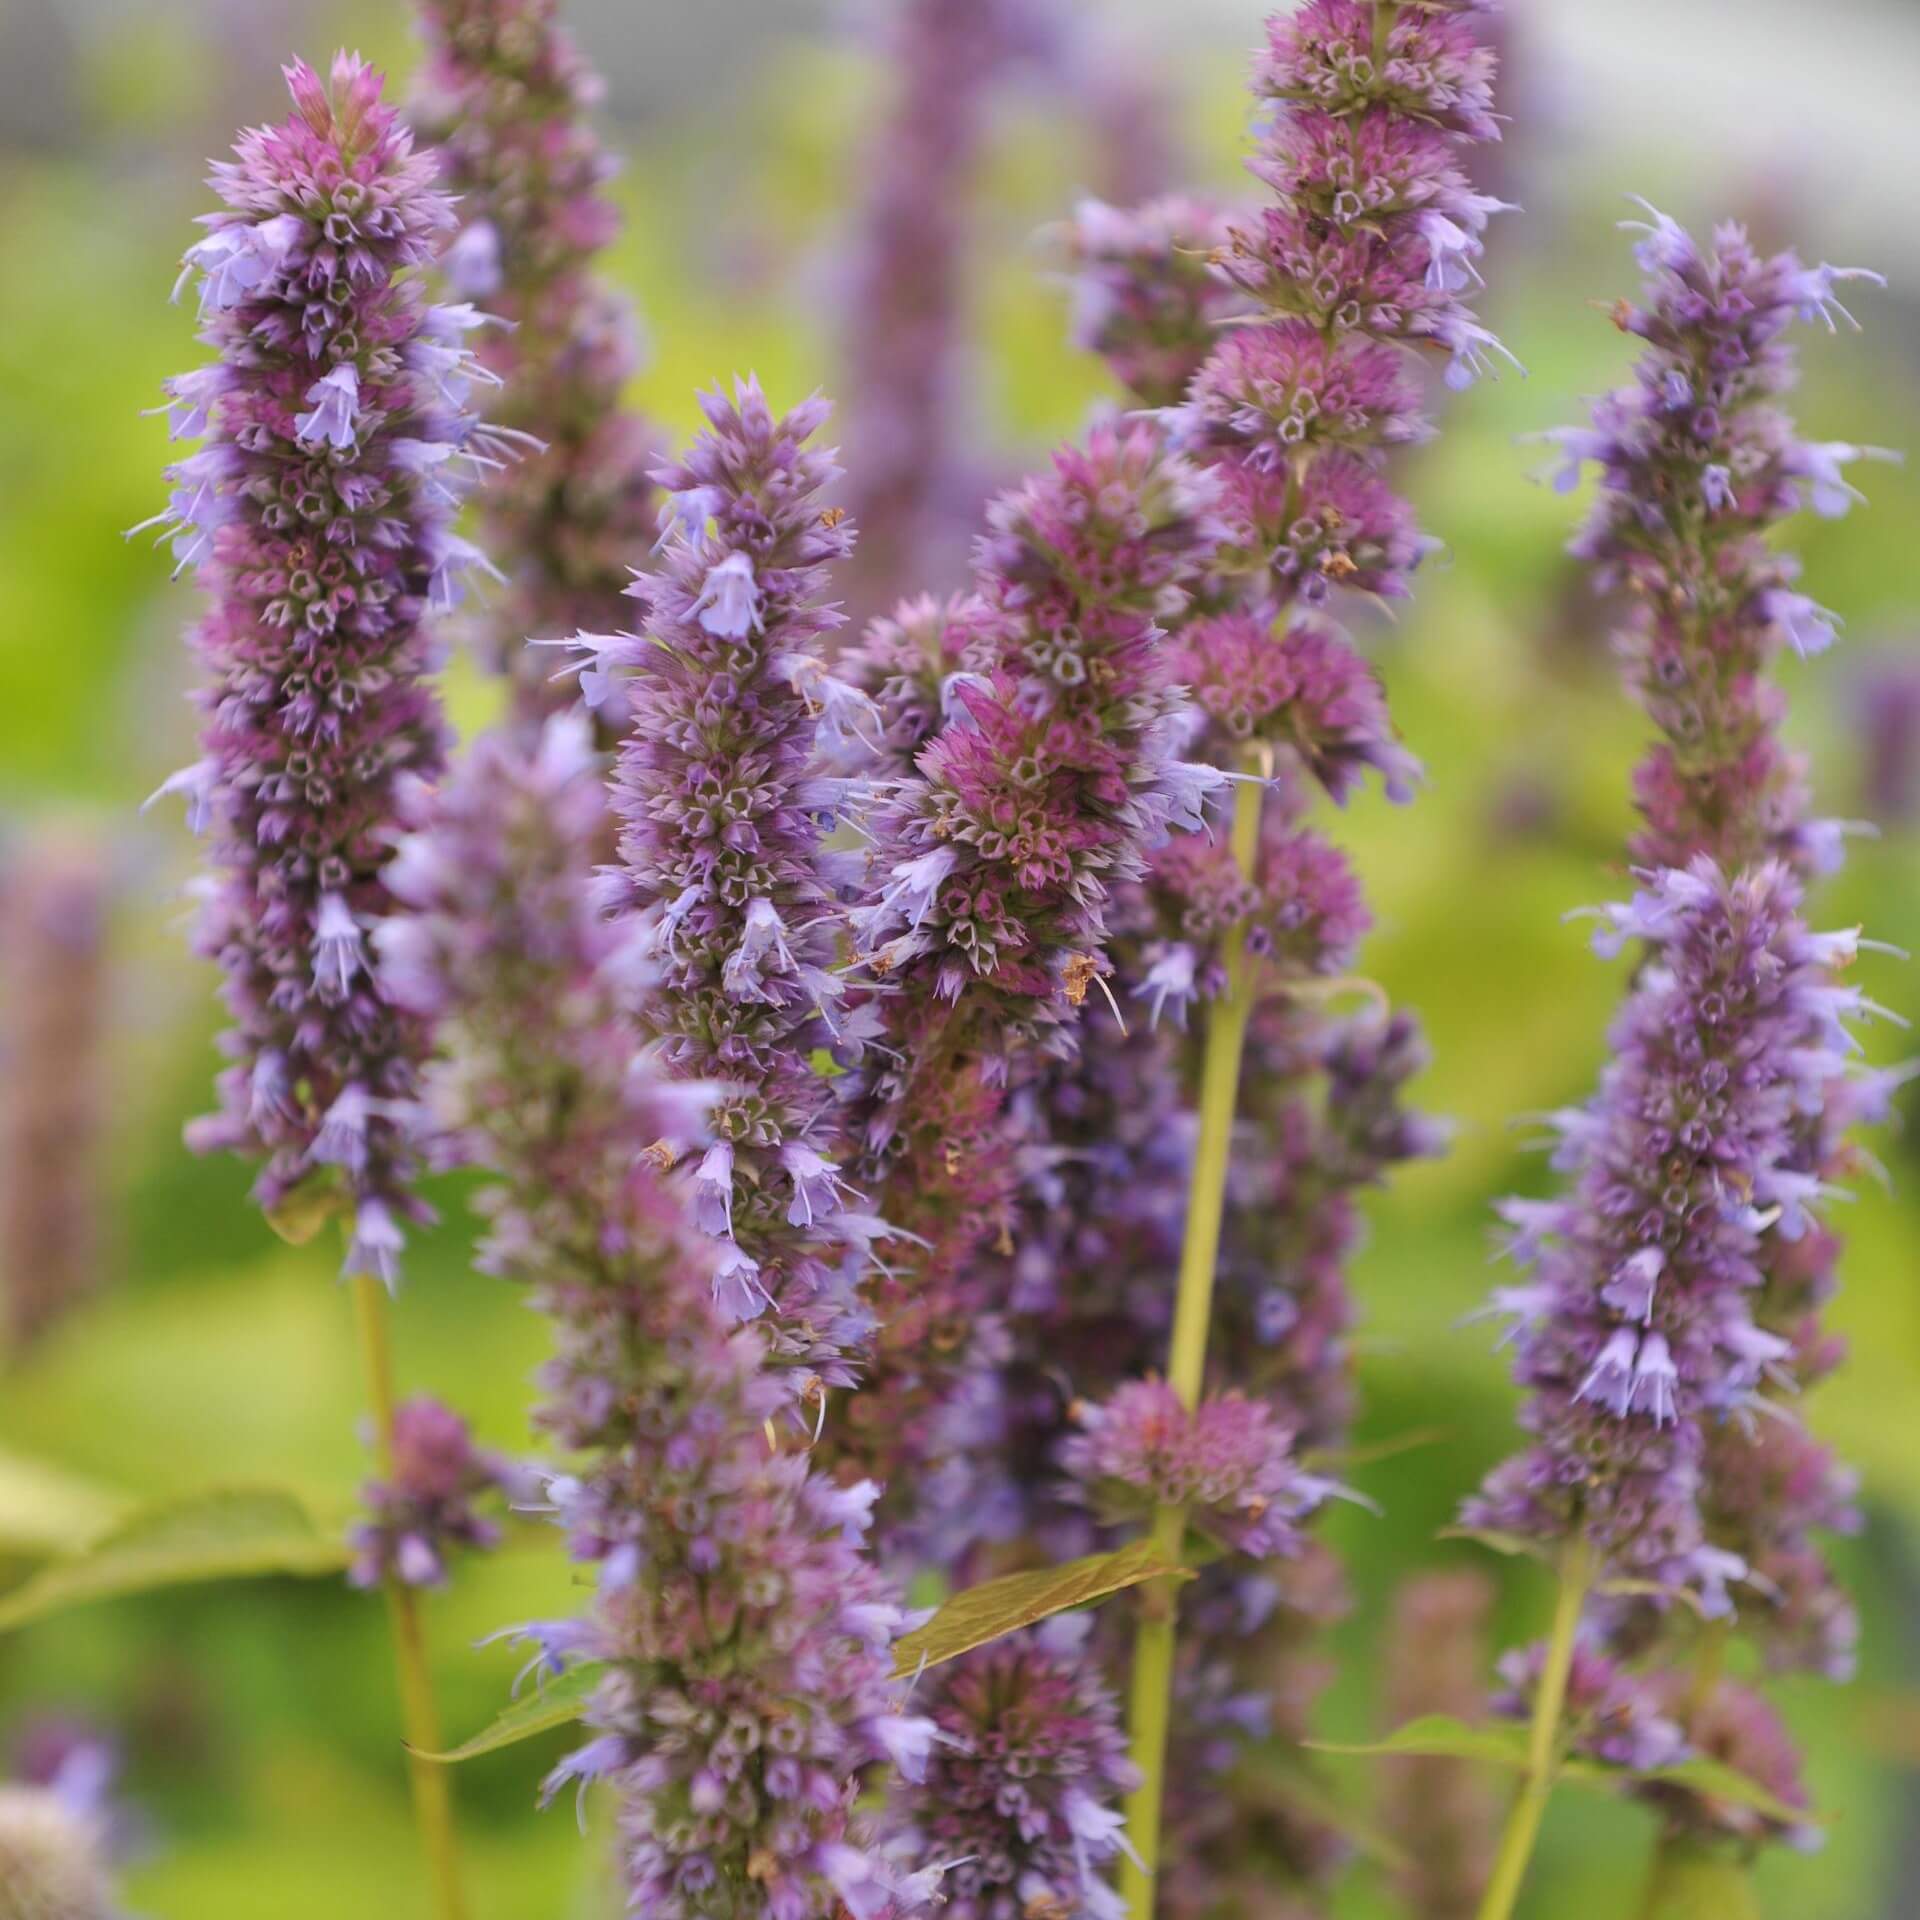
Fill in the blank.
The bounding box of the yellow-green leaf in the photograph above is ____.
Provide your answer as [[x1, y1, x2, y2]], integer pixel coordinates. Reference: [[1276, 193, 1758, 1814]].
[[0, 1486, 350, 1631], [0, 1448, 132, 1557], [1586, 1756, 1818, 1831], [262, 1169, 349, 1247], [1310, 1712, 1530, 1771], [415, 1662, 609, 1765], [890, 1539, 1187, 1679]]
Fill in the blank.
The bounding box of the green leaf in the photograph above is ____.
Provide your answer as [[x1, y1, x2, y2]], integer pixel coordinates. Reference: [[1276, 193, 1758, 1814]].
[[0, 1486, 351, 1631], [1438, 1523, 1552, 1565], [262, 1168, 349, 1247], [1309, 1712, 1532, 1771], [415, 1662, 609, 1764], [0, 1448, 132, 1557], [1588, 1756, 1818, 1831], [890, 1539, 1187, 1679]]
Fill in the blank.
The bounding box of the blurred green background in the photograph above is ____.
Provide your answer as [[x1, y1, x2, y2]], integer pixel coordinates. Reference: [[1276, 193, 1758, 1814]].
[[0, 1, 1916, 1914]]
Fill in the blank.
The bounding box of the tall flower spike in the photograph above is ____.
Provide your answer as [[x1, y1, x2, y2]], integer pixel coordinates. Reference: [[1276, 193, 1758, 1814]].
[[838, 0, 1038, 621], [1541, 208, 1892, 874], [411, 0, 662, 731], [1462, 859, 1884, 1603], [831, 424, 1223, 1558], [142, 52, 501, 1281], [603, 378, 871, 1380], [0, 830, 110, 1353], [381, 714, 934, 1919]]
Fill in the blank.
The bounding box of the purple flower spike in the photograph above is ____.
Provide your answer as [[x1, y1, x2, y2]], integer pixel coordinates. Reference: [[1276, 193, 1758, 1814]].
[[380, 715, 930, 1918], [1547, 209, 1889, 875], [412, 0, 663, 733], [143, 52, 506, 1281], [1463, 859, 1885, 1602], [606, 378, 869, 1385], [349, 1396, 521, 1590]]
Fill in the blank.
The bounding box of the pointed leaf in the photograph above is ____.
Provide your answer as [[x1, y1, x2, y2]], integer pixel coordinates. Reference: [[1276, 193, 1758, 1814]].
[[263, 1169, 348, 1247], [1438, 1524, 1552, 1565], [1309, 1713, 1532, 1771], [1567, 1755, 1820, 1830], [890, 1539, 1187, 1679], [415, 1662, 610, 1764], [0, 1449, 131, 1557], [0, 1486, 350, 1631]]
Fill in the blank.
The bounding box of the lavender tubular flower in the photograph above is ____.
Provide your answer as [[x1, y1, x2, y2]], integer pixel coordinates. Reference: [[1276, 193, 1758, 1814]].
[[380, 717, 934, 1919], [142, 53, 500, 1280], [604, 378, 868, 1379], [871, 1615, 1141, 1920], [411, 0, 661, 730], [1542, 209, 1891, 874], [1463, 858, 1882, 1602], [349, 1395, 521, 1589]]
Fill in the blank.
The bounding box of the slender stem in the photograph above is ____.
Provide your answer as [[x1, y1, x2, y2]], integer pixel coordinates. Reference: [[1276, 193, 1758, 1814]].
[[1121, 771, 1265, 1918], [1474, 1535, 1594, 1920], [350, 1270, 470, 1920], [1634, 1838, 1760, 1920]]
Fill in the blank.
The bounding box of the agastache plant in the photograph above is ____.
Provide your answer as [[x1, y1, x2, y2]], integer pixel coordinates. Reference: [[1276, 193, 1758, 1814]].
[[411, 0, 661, 731], [381, 714, 940, 1920], [141, 54, 502, 1919], [1463, 214, 1899, 1919], [1041, 4, 1514, 1905], [143, 51, 497, 1284], [593, 377, 872, 1389]]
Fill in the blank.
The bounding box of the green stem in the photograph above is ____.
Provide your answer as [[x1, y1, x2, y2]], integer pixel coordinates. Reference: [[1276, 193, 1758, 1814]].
[[1474, 1535, 1594, 1920], [1635, 1839, 1760, 1920], [1121, 771, 1265, 1918], [350, 1270, 470, 1920]]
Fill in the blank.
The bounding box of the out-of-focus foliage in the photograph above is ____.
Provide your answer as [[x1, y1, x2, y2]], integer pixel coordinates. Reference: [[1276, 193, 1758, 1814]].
[[0, 4, 1915, 1916]]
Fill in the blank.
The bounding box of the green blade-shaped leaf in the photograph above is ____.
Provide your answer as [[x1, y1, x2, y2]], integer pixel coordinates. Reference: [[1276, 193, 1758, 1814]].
[[891, 1538, 1187, 1679], [415, 1662, 609, 1764], [0, 1449, 131, 1557], [1310, 1713, 1531, 1770], [0, 1486, 350, 1631], [263, 1168, 348, 1246], [1567, 1755, 1819, 1830]]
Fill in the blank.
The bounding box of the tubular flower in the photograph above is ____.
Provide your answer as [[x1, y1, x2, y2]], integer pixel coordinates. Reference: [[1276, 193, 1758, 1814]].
[[599, 378, 873, 1380], [1540, 209, 1890, 874], [411, 0, 661, 731], [1061, 1379, 1328, 1559], [348, 1395, 522, 1589], [1462, 859, 1888, 1603], [872, 1615, 1141, 1920], [1060, 195, 1250, 410], [378, 714, 932, 1920], [142, 52, 502, 1281]]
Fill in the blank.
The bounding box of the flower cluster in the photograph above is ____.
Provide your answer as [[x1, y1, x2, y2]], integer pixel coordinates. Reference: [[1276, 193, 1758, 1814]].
[[348, 1395, 521, 1589], [0, 1722, 127, 1920], [1464, 859, 1880, 1600], [1062, 195, 1248, 410], [600, 379, 870, 1380], [1062, 1379, 1327, 1558], [144, 52, 501, 1282], [1540, 209, 1888, 874], [872, 1615, 1140, 1920], [411, 0, 660, 729], [380, 713, 933, 1919]]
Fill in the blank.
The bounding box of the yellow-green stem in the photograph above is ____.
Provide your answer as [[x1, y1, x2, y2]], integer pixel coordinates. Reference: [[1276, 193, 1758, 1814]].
[[1474, 1535, 1594, 1920], [1635, 1839, 1760, 1920], [350, 1270, 470, 1920], [1121, 773, 1264, 1917]]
